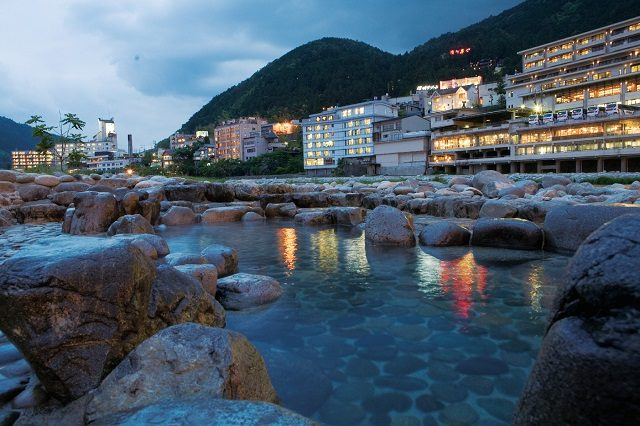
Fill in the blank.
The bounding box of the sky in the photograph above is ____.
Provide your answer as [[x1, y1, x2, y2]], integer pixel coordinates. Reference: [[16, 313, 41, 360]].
[[0, 0, 523, 150]]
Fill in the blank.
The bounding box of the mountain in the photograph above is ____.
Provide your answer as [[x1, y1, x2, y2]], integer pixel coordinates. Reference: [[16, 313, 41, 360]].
[[181, 0, 640, 132], [0, 116, 39, 169]]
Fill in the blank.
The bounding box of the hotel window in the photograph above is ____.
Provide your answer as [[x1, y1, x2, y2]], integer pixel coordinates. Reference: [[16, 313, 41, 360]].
[[364, 118, 372, 125], [520, 131, 552, 144], [342, 109, 353, 118], [578, 37, 589, 45], [517, 146, 535, 155], [592, 71, 611, 81], [588, 81, 622, 98], [556, 88, 584, 104], [591, 33, 605, 42], [630, 23, 640, 32], [306, 134, 312, 140]]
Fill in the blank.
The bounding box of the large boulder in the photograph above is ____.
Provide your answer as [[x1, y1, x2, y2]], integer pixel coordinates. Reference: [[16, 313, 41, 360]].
[[216, 273, 283, 310], [66, 192, 120, 234], [471, 218, 543, 250], [364, 205, 416, 246], [164, 184, 207, 203], [91, 398, 313, 426], [292, 192, 329, 208], [294, 210, 333, 226], [0, 181, 16, 193], [201, 244, 239, 277], [201, 206, 250, 223], [175, 264, 218, 295], [205, 183, 235, 202], [543, 204, 640, 252], [54, 182, 91, 193], [419, 222, 470, 247], [34, 175, 60, 188], [327, 192, 364, 207], [0, 237, 157, 402], [0, 170, 17, 183], [541, 175, 571, 188], [329, 207, 365, 226], [471, 171, 514, 198], [479, 199, 518, 218], [14, 200, 67, 224], [0, 208, 15, 227], [51, 191, 77, 206], [514, 214, 640, 425], [106, 214, 155, 236], [161, 206, 196, 226], [17, 184, 51, 202], [514, 179, 539, 195], [85, 324, 274, 421], [265, 202, 298, 218]]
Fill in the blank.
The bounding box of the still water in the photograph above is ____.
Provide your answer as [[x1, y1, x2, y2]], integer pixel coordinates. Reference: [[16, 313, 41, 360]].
[[158, 221, 568, 426]]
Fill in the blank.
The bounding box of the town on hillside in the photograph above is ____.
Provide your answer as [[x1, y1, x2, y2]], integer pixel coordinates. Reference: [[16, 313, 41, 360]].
[[11, 16, 640, 178]]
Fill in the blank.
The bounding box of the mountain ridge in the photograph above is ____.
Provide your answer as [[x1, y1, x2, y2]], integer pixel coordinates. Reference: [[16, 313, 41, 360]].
[[0, 116, 39, 169]]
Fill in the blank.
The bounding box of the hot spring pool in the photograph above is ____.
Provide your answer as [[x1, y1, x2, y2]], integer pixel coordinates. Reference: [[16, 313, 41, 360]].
[[157, 221, 568, 425]]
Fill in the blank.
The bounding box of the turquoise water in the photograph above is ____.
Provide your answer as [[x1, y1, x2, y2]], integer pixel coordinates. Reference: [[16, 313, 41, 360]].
[[158, 221, 567, 425]]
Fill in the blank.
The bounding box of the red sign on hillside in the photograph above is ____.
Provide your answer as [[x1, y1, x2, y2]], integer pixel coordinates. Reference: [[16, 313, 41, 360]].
[[449, 47, 471, 56]]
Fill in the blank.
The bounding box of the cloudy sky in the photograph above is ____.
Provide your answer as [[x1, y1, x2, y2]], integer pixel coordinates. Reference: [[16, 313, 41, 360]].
[[0, 0, 522, 150]]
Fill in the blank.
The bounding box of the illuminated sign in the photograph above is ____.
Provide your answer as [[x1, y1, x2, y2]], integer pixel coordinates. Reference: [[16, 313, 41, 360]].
[[416, 85, 438, 91], [449, 47, 472, 56]]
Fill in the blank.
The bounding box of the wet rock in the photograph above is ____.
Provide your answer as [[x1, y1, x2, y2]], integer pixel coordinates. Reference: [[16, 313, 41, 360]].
[[201, 244, 239, 277], [418, 222, 470, 247], [86, 324, 276, 422], [51, 191, 76, 206], [91, 398, 313, 426], [0, 171, 17, 183], [0, 377, 26, 403], [431, 382, 468, 403], [205, 182, 236, 202], [439, 403, 479, 425], [479, 199, 518, 218], [319, 399, 366, 425], [0, 208, 15, 227], [292, 192, 329, 208], [201, 206, 249, 223], [164, 253, 208, 266], [543, 204, 640, 252], [0, 410, 19, 425], [233, 182, 263, 201], [54, 182, 91, 193], [14, 200, 67, 224], [17, 184, 50, 202], [66, 191, 120, 234], [106, 214, 154, 236], [327, 192, 364, 207], [294, 210, 333, 225], [362, 392, 412, 416], [472, 171, 514, 198], [471, 218, 543, 250], [241, 211, 264, 221], [164, 184, 207, 203], [112, 234, 170, 259], [329, 207, 365, 226], [498, 186, 526, 198], [0, 182, 16, 193], [265, 202, 298, 218], [514, 179, 539, 195], [416, 394, 444, 413], [12, 376, 49, 409], [216, 273, 282, 310], [541, 175, 571, 188], [365, 205, 416, 246], [161, 206, 196, 226], [175, 264, 218, 295], [515, 214, 640, 425]]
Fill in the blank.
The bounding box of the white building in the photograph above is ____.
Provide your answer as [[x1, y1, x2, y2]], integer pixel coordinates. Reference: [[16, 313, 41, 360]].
[[84, 118, 118, 157], [302, 100, 398, 175]]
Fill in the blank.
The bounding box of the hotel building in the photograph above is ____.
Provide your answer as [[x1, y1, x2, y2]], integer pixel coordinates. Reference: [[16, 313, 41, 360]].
[[214, 117, 267, 160], [430, 16, 640, 174], [373, 115, 431, 175], [302, 100, 398, 175]]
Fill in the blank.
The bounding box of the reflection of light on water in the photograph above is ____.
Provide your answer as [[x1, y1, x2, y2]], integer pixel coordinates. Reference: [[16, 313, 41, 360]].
[[343, 233, 369, 275], [438, 252, 488, 319], [277, 227, 298, 271], [527, 264, 543, 312], [416, 253, 442, 296], [310, 228, 338, 272]]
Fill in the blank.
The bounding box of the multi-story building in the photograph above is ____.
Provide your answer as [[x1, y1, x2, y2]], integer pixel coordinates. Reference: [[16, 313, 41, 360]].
[[214, 117, 266, 160], [11, 150, 55, 169], [431, 17, 640, 174], [242, 124, 281, 161], [373, 116, 431, 175], [193, 144, 216, 165], [84, 118, 118, 157], [302, 100, 398, 175], [170, 131, 209, 150]]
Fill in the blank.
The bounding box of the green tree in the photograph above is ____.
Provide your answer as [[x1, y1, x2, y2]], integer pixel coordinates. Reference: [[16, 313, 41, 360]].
[[494, 71, 507, 108], [66, 148, 86, 169], [26, 113, 86, 171]]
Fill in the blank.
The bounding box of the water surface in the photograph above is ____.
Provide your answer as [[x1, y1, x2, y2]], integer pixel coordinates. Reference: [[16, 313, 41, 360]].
[[159, 221, 567, 425]]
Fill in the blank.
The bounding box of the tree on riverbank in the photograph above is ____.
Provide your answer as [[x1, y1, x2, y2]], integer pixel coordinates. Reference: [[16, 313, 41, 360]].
[[26, 113, 86, 171]]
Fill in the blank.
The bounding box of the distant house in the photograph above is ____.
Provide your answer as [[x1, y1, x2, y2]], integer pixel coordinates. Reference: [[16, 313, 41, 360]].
[[373, 115, 431, 175]]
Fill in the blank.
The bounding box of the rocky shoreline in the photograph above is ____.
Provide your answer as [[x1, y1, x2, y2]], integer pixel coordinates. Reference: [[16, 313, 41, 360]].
[[0, 168, 639, 424]]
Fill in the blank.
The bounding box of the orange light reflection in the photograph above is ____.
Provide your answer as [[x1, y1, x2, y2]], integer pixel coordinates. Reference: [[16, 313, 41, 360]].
[[438, 252, 488, 319], [277, 227, 298, 271]]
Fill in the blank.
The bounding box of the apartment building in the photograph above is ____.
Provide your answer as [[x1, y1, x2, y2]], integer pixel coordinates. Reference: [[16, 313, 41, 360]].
[[214, 117, 266, 160], [302, 100, 398, 175], [11, 150, 55, 169], [170, 131, 209, 150], [430, 17, 640, 174], [373, 115, 430, 175]]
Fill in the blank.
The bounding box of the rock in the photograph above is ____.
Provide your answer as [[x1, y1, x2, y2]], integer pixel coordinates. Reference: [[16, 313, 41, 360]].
[[418, 222, 470, 246], [365, 205, 416, 246], [233, 182, 263, 201], [471, 171, 514, 198], [112, 234, 170, 259], [479, 199, 518, 218], [119, 192, 139, 214], [85, 323, 276, 421], [34, 175, 60, 187], [455, 357, 509, 375], [15, 174, 35, 184], [98, 177, 130, 189], [175, 264, 218, 295], [91, 398, 313, 426], [241, 211, 264, 221], [541, 175, 572, 188], [515, 215, 640, 425], [14, 200, 67, 224], [161, 206, 196, 226], [265, 202, 298, 218], [514, 179, 539, 195], [201, 244, 239, 277], [393, 186, 414, 195], [164, 253, 208, 266], [205, 182, 235, 202], [164, 184, 207, 203], [0, 171, 17, 183], [216, 273, 283, 310], [51, 191, 76, 206], [449, 176, 472, 187], [327, 192, 364, 207], [329, 207, 365, 226], [292, 192, 329, 208], [106, 214, 155, 236], [0, 237, 157, 402], [139, 198, 161, 226], [17, 184, 51, 202], [66, 191, 120, 234], [12, 376, 49, 409], [543, 204, 640, 252], [58, 175, 76, 183], [497, 186, 526, 198], [134, 180, 163, 189], [201, 206, 249, 223], [0, 377, 26, 404], [471, 218, 543, 250], [0, 410, 19, 425], [0, 208, 15, 227], [54, 182, 91, 193], [0, 182, 16, 193], [294, 210, 333, 226]]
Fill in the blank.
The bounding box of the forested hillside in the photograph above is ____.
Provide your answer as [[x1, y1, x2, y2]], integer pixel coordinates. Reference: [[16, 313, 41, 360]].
[[0, 116, 38, 169]]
